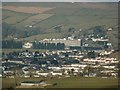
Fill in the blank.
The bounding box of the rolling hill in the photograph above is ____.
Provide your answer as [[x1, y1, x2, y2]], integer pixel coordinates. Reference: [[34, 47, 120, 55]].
[[2, 2, 118, 49]]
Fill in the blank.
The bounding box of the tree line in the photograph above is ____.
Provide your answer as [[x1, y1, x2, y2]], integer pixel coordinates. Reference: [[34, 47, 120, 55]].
[[2, 40, 65, 50], [2, 40, 22, 49], [33, 42, 65, 50]]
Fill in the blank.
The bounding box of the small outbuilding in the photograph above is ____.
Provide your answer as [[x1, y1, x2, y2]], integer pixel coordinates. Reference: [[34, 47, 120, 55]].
[[21, 81, 42, 86]]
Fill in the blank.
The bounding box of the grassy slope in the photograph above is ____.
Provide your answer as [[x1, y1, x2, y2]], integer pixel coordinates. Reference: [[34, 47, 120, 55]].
[[15, 14, 54, 28], [2, 2, 118, 43], [19, 32, 72, 41], [22, 9, 117, 41]]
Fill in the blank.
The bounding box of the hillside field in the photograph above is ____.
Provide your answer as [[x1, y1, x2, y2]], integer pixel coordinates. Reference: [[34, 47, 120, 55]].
[[3, 6, 54, 14]]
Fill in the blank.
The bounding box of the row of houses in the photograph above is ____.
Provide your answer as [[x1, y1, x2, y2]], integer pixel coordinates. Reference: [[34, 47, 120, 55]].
[[2, 61, 118, 78], [20, 61, 118, 78], [83, 57, 118, 64]]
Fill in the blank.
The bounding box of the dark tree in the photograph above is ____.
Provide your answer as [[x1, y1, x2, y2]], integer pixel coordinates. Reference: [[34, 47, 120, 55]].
[[54, 26, 62, 33], [87, 51, 95, 58]]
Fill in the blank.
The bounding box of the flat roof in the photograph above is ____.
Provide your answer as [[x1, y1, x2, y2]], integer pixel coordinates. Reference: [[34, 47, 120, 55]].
[[21, 81, 41, 83]]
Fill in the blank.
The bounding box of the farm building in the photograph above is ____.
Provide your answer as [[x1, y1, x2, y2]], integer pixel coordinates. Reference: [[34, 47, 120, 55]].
[[20, 81, 46, 86], [23, 42, 33, 49]]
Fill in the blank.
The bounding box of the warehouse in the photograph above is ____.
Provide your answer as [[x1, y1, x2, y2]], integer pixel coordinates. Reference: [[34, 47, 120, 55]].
[[51, 39, 81, 47]]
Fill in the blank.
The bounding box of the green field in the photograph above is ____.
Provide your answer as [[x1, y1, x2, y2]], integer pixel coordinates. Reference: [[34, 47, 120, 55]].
[[2, 77, 119, 89], [2, 9, 34, 25]]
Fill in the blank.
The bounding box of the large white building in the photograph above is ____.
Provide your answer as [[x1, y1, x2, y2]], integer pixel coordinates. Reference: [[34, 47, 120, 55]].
[[23, 42, 33, 49], [52, 39, 81, 47]]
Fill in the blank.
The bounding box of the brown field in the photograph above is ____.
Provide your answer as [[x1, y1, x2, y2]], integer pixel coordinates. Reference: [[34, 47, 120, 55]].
[[3, 6, 55, 14]]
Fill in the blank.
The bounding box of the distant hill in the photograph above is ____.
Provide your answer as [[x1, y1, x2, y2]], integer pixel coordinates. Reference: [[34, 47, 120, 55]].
[[2, 2, 118, 49]]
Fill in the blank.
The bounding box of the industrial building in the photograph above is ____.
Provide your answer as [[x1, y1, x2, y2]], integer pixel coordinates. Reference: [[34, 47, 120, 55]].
[[50, 39, 81, 47]]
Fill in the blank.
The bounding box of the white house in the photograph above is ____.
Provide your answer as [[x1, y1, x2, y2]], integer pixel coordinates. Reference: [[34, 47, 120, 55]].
[[48, 66, 62, 71], [50, 71, 62, 76], [8, 60, 24, 64], [37, 72, 49, 77], [24, 75, 30, 78], [107, 28, 113, 31], [21, 81, 42, 86], [0, 74, 2, 77], [23, 42, 33, 49]]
